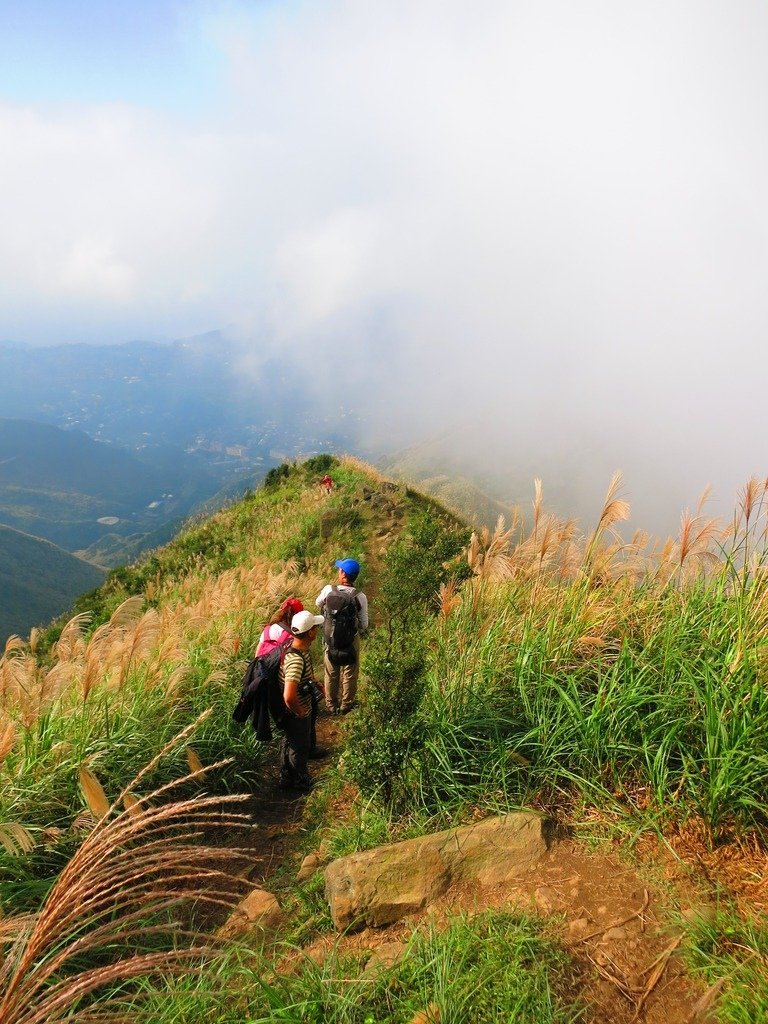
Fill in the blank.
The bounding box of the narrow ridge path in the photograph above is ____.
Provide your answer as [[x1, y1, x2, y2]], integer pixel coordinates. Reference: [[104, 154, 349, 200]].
[[238, 710, 345, 886]]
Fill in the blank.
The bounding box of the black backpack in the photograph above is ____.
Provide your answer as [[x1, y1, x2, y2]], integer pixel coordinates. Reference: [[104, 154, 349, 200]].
[[232, 640, 291, 739], [323, 585, 360, 666]]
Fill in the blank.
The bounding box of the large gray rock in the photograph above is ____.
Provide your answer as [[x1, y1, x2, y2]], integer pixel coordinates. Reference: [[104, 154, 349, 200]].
[[325, 813, 551, 931]]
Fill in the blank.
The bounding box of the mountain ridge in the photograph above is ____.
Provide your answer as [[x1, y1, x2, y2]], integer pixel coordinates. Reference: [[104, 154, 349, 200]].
[[0, 522, 105, 644]]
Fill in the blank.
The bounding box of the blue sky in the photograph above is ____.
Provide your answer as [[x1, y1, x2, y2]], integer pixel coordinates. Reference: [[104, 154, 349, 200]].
[[0, 1, 292, 112], [1, 1, 768, 529]]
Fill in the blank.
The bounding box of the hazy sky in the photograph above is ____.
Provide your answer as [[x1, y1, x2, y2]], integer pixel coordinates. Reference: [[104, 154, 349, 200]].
[[1, 1, 767, 532]]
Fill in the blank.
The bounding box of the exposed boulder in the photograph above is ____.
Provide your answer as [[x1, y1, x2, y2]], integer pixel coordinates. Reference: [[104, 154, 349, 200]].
[[218, 887, 285, 939], [325, 813, 551, 931], [369, 494, 393, 511], [297, 852, 323, 882]]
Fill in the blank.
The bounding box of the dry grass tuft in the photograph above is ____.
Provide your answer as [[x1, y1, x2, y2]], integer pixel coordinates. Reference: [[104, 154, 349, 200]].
[[340, 453, 388, 485], [438, 579, 462, 618], [468, 515, 519, 581], [78, 767, 111, 820], [0, 822, 34, 857], [0, 719, 15, 761], [0, 715, 251, 1024], [185, 746, 204, 774]]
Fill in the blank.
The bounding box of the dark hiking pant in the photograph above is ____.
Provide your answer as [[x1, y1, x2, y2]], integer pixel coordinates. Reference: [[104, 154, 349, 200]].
[[310, 689, 320, 751], [280, 713, 311, 783]]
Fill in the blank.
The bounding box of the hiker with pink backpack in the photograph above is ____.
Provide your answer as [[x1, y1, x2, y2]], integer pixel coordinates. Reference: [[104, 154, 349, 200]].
[[255, 597, 304, 657], [257, 597, 326, 763]]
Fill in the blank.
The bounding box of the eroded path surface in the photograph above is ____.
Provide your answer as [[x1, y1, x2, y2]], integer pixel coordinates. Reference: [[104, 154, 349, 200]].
[[302, 836, 707, 1024], [225, 712, 711, 1024], [236, 711, 345, 884]]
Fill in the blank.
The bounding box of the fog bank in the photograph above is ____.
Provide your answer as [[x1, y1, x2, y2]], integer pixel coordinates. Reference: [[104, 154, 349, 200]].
[[2, 1, 767, 534]]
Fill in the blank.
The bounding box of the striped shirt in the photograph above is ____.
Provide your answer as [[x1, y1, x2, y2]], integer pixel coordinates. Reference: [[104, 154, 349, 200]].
[[279, 648, 314, 716]]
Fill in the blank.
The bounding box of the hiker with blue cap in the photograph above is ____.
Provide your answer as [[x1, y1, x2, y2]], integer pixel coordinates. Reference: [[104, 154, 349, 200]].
[[316, 558, 369, 714]]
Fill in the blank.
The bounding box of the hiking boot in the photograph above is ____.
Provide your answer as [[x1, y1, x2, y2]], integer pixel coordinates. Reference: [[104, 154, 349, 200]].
[[293, 775, 314, 792], [308, 746, 330, 760], [341, 703, 358, 715], [327, 705, 341, 716]]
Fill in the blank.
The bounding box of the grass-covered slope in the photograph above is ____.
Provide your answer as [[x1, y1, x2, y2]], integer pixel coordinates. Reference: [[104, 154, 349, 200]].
[[346, 476, 768, 841], [0, 455, 467, 914], [0, 418, 219, 552], [2, 457, 768, 1023], [0, 524, 105, 645]]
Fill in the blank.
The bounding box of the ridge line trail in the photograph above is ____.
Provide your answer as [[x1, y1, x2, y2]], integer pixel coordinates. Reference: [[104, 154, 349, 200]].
[[226, 481, 405, 889], [216, 481, 710, 1020], [232, 712, 345, 887]]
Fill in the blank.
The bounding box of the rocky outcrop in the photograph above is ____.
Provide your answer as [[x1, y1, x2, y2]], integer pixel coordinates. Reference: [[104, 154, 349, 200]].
[[218, 887, 285, 939], [297, 851, 323, 882], [325, 812, 551, 931]]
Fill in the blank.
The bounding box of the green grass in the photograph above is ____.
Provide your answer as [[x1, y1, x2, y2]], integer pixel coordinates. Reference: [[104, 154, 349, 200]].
[[1, 456, 447, 918], [5, 456, 768, 1024], [682, 903, 768, 1023], [132, 911, 582, 1024], [345, 567, 768, 840]]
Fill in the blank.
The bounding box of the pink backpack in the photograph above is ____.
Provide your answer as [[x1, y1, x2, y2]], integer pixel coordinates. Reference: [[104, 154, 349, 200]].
[[255, 624, 292, 658]]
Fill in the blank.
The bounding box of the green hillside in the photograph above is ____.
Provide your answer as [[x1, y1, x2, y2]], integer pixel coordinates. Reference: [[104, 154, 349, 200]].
[[0, 418, 221, 553], [0, 524, 105, 644], [1, 456, 766, 1023]]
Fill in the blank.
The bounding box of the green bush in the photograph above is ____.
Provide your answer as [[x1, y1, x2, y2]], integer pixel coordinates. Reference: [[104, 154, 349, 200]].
[[264, 463, 291, 489], [344, 510, 469, 808], [302, 454, 337, 474], [345, 626, 427, 807]]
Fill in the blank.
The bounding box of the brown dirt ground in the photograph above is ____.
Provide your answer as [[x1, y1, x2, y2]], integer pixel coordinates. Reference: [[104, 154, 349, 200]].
[[230, 709, 728, 1024], [299, 834, 706, 1024]]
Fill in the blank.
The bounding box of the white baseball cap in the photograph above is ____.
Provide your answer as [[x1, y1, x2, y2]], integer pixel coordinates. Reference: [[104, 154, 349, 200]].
[[290, 611, 325, 635]]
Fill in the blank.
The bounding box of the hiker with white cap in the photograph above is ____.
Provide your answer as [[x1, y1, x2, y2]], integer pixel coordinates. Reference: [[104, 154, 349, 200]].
[[316, 558, 369, 715], [277, 610, 325, 792]]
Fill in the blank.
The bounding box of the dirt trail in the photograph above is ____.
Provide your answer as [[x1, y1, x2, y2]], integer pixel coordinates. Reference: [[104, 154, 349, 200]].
[[233, 712, 710, 1024], [237, 711, 345, 884]]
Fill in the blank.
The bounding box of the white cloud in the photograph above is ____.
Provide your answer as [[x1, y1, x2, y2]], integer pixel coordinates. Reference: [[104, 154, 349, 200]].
[[2, 1, 768, 529], [57, 236, 135, 301]]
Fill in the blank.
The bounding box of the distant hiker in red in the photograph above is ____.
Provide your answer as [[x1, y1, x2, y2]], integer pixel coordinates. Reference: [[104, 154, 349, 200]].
[[316, 558, 368, 715], [278, 610, 326, 792], [320, 474, 333, 495], [255, 597, 304, 657]]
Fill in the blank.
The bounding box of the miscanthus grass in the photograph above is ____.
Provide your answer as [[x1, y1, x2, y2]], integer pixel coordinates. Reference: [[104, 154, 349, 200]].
[[0, 714, 252, 1024], [0, 456, 381, 918], [357, 476, 768, 842]]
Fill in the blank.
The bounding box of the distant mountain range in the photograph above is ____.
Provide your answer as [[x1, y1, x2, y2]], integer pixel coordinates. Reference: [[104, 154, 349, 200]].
[[0, 524, 105, 643], [0, 333, 356, 453], [0, 418, 223, 555], [0, 332, 362, 645]]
